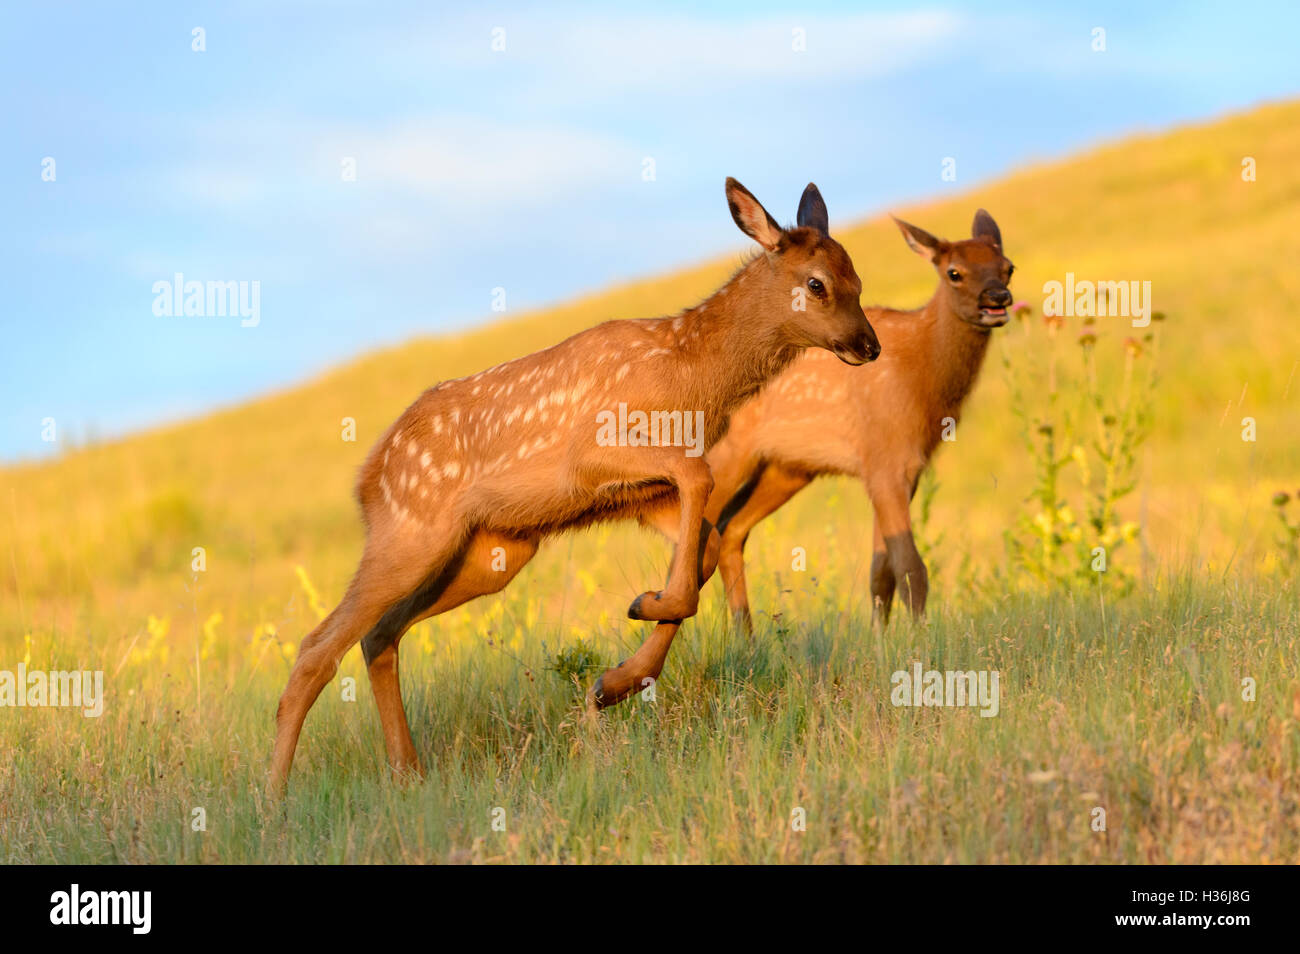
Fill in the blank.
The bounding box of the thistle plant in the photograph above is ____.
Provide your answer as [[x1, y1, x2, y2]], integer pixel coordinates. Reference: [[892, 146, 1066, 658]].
[[1001, 301, 1161, 593]]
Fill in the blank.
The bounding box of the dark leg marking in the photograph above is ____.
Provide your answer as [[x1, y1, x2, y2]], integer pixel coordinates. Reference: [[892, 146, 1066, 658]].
[[360, 544, 470, 664], [715, 461, 768, 535]]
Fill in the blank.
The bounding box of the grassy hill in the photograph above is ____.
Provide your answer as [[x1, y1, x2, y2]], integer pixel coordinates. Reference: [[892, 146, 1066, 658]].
[[5, 99, 1298, 621], [2, 100, 1298, 863]]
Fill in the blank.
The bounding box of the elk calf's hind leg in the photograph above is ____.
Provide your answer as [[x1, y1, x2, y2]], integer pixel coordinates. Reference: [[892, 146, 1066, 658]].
[[269, 535, 444, 795], [365, 643, 420, 780], [361, 531, 540, 780], [715, 462, 811, 634]]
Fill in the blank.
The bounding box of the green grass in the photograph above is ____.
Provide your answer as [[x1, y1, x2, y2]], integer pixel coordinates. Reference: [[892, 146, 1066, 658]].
[[3, 575, 1296, 863], [3, 100, 1300, 863]]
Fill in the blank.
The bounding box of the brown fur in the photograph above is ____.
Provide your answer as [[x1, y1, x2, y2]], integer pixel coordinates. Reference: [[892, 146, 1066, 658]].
[[268, 179, 879, 793], [705, 209, 1014, 628]]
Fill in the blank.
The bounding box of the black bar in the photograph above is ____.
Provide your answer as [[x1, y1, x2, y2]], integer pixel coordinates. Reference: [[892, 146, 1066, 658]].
[[0, 865, 1284, 941]]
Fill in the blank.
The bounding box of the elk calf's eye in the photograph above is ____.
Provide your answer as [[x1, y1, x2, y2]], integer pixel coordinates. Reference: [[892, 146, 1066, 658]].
[[947, 269, 962, 282], [807, 277, 824, 294]]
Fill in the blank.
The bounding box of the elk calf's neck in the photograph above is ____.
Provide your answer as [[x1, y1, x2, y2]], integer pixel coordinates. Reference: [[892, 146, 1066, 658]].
[[890, 209, 1014, 445]]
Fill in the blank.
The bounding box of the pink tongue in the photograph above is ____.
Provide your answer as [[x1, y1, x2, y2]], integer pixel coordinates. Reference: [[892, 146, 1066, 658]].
[[984, 307, 1006, 314]]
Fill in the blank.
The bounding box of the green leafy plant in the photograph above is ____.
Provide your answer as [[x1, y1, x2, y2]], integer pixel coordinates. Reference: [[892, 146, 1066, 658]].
[[546, 638, 605, 684], [1272, 491, 1300, 566]]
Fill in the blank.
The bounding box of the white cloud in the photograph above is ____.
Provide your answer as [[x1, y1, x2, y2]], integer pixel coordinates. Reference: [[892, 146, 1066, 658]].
[[157, 111, 638, 211], [132, 9, 964, 241], [421, 9, 964, 92], [326, 118, 639, 202], [166, 167, 270, 206]]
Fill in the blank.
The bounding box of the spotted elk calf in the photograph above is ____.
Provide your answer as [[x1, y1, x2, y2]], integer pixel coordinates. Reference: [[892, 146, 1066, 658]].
[[704, 210, 1014, 629], [269, 179, 879, 792]]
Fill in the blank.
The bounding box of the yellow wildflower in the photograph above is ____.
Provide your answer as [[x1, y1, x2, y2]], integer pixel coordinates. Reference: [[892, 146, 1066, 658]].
[[200, 611, 223, 660], [294, 565, 329, 621]]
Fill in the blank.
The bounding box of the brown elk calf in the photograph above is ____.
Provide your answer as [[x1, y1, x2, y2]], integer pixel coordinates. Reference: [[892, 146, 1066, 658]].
[[705, 209, 1014, 629], [269, 179, 879, 792]]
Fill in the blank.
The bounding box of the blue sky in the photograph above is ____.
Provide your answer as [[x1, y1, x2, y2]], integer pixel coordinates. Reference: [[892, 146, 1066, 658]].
[[2, 0, 1297, 461]]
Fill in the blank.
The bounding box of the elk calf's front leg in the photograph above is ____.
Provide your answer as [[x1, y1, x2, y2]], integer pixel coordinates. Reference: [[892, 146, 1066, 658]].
[[591, 509, 722, 711], [884, 531, 927, 619], [870, 549, 896, 626], [870, 519, 897, 626], [628, 460, 713, 622]]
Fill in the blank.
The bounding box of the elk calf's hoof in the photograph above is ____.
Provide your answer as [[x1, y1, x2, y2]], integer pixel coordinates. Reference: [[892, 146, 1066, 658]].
[[588, 673, 609, 710], [627, 591, 661, 620], [388, 763, 425, 787], [584, 684, 603, 718], [731, 609, 755, 637], [628, 590, 694, 621], [590, 665, 636, 709]]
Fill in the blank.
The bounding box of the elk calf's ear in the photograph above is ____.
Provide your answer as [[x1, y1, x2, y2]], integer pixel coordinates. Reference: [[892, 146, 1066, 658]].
[[972, 208, 1002, 250], [726, 177, 785, 251], [892, 215, 942, 261], [796, 183, 830, 236]]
